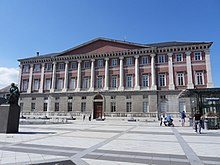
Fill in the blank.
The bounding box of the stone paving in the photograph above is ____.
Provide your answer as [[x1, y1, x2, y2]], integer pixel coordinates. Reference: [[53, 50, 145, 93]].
[[0, 119, 219, 165]]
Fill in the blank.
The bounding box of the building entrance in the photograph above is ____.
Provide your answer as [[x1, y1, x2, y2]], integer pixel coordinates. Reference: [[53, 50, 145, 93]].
[[93, 94, 104, 119]]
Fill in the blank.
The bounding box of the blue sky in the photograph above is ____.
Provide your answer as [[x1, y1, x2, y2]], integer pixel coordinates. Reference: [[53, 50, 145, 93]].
[[0, 0, 220, 88]]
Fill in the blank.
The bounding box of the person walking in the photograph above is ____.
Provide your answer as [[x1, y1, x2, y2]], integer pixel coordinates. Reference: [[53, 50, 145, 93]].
[[160, 113, 165, 126], [181, 111, 186, 127], [194, 111, 202, 134]]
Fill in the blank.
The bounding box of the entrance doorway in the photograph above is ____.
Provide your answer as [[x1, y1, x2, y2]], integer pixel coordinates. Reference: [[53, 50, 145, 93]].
[[94, 102, 103, 119]]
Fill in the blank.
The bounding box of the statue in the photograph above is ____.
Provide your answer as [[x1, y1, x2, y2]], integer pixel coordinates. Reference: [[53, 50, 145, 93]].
[[8, 83, 20, 105]]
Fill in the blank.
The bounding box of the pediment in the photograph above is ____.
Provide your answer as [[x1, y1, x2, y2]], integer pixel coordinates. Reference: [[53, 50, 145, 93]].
[[60, 38, 147, 56]]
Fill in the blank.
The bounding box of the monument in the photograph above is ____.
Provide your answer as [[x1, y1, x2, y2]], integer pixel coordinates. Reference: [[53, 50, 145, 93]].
[[0, 83, 21, 133]]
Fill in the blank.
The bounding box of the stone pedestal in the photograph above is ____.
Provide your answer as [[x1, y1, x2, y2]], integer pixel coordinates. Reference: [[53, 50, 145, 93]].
[[0, 104, 20, 133]]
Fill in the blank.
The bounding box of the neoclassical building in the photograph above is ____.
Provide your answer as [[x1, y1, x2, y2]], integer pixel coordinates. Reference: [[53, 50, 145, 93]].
[[18, 38, 213, 119]]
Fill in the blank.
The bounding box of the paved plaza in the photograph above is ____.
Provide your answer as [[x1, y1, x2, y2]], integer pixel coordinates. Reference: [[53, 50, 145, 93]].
[[0, 119, 220, 165]]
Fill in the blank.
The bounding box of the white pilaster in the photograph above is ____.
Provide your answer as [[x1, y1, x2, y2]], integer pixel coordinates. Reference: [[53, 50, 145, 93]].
[[17, 64, 22, 91], [205, 49, 214, 88], [75, 60, 81, 92], [50, 62, 56, 92], [27, 64, 33, 93], [118, 57, 124, 91], [168, 53, 175, 90], [104, 58, 109, 90], [134, 55, 140, 90], [62, 61, 69, 92], [186, 51, 194, 89], [150, 54, 157, 90], [89, 59, 95, 91], [39, 63, 45, 93]]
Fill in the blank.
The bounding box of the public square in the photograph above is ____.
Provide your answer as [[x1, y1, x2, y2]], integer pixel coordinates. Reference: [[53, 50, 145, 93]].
[[0, 119, 219, 165]]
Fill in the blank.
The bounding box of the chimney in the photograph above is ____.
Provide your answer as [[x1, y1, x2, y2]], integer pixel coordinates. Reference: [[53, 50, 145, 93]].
[[36, 52, 39, 56]]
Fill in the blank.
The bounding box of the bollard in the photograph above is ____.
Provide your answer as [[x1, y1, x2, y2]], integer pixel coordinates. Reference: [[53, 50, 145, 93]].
[[204, 120, 208, 130]]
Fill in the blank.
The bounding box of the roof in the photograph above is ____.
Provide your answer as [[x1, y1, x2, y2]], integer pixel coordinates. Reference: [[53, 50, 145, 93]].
[[18, 37, 213, 61], [0, 85, 10, 93]]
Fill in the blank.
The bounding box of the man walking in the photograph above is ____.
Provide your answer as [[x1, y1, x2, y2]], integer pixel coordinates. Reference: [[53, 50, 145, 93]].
[[181, 111, 186, 127], [194, 111, 202, 134]]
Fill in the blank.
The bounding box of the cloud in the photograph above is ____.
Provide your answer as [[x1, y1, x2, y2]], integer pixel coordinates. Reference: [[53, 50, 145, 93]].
[[0, 67, 19, 89]]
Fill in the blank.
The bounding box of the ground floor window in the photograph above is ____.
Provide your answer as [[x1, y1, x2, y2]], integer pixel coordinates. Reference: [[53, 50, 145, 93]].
[[68, 102, 72, 111], [81, 102, 86, 112], [55, 103, 59, 111], [111, 102, 116, 112], [43, 103, 47, 112], [126, 102, 132, 112], [143, 102, 149, 112], [31, 103, 35, 112]]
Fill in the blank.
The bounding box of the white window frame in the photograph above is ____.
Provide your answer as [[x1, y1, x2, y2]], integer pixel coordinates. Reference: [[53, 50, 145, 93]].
[[70, 62, 77, 69], [84, 61, 90, 69], [196, 72, 204, 85], [111, 75, 117, 88], [158, 55, 165, 63], [177, 72, 185, 86], [69, 78, 76, 89], [111, 102, 116, 112], [58, 63, 65, 70], [57, 78, 63, 90], [45, 79, 51, 90], [126, 75, 133, 88], [142, 56, 149, 64], [22, 80, 28, 91], [46, 63, 52, 71], [23, 65, 29, 73], [97, 60, 104, 68], [176, 54, 183, 62], [97, 76, 103, 88], [81, 102, 86, 112], [158, 74, 166, 87], [126, 102, 132, 112], [142, 75, 149, 87], [111, 59, 118, 66], [126, 57, 133, 65], [83, 77, 90, 88], [33, 79, 39, 91], [34, 64, 41, 72], [194, 52, 202, 61], [143, 102, 149, 112]]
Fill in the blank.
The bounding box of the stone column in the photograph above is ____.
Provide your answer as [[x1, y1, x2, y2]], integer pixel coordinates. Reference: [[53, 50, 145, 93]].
[[62, 61, 69, 92], [104, 58, 109, 90], [134, 55, 140, 90], [27, 64, 33, 93], [186, 51, 194, 89], [39, 63, 45, 93], [89, 59, 95, 91], [118, 57, 124, 91], [205, 49, 214, 88], [168, 53, 175, 90], [17, 64, 22, 91], [75, 60, 81, 92], [50, 62, 56, 92], [150, 54, 157, 90]]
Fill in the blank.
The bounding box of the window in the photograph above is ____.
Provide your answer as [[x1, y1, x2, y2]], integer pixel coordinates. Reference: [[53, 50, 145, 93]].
[[45, 79, 51, 90], [111, 96, 116, 99], [111, 102, 116, 112], [57, 79, 63, 90], [55, 103, 59, 111], [58, 63, 65, 70], [126, 75, 133, 87], [81, 102, 86, 112], [97, 60, 104, 68], [176, 54, 183, 62], [111, 76, 117, 88], [69, 78, 76, 89], [158, 55, 165, 63], [159, 74, 166, 87], [68, 102, 72, 111], [194, 52, 202, 61], [111, 59, 118, 66], [97, 76, 103, 88], [68, 96, 73, 100], [31, 103, 35, 112], [142, 56, 149, 64], [83, 77, 89, 88], [126, 57, 133, 65], [23, 65, 29, 73], [43, 103, 47, 112], [126, 102, 132, 112], [44, 97, 48, 100], [84, 61, 90, 69], [55, 97, 59, 100], [22, 80, 28, 91], [196, 72, 204, 85], [46, 63, 52, 71], [70, 62, 77, 69], [143, 95, 148, 99], [143, 102, 149, 112], [82, 96, 87, 100], [142, 75, 149, 87], [32, 97, 36, 100], [126, 95, 131, 99], [177, 72, 185, 86], [34, 64, 41, 72], [33, 79, 39, 91]]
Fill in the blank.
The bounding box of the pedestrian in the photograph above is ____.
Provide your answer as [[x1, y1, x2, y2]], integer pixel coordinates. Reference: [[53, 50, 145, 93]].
[[194, 111, 202, 134], [83, 114, 86, 121], [160, 113, 165, 126], [89, 114, 91, 121], [181, 111, 186, 127]]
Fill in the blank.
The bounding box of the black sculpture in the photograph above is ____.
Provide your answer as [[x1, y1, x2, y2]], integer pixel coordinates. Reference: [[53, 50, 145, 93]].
[[8, 83, 20, 105]]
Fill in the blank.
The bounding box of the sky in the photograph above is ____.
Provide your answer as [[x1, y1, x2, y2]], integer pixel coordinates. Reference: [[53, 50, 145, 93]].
[[0, 0, 220, 89]]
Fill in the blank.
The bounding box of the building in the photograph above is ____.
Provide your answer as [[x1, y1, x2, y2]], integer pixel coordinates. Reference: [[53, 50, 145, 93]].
[[18, 38, 214, 120]]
